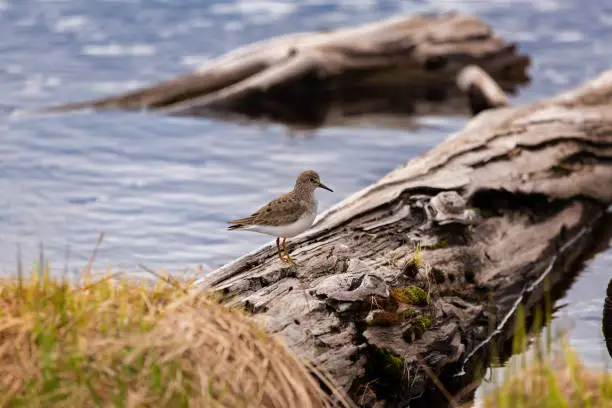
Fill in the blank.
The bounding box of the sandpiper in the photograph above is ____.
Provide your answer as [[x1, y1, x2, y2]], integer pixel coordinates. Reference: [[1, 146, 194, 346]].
[[227, 170, 333, 265]]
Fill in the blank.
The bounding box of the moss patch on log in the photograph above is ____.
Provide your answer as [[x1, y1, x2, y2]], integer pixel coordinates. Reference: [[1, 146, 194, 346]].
[[391, 286, 430, 306]]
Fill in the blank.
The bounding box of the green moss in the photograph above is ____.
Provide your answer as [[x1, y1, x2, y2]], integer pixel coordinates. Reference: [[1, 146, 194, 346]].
[[400, 308, 417, 319], [392, 286, 429, 306], [423, 240, 448, 250], [380, 349, 403, 371], [402, 315, 433, 343], [415, 316, 432, 330], [432, 267, 446, 283]]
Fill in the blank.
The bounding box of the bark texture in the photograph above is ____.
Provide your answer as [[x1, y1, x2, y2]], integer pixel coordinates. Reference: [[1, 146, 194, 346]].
[[195, 70, 612, 407], [36, 12, 529, 128]]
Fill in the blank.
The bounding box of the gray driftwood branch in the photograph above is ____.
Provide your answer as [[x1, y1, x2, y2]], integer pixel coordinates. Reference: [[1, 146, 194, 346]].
[[195, 70, 612, 407], [36, 12, 529, 128]]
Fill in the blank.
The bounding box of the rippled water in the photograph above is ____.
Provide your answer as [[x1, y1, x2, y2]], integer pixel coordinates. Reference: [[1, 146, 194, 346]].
[[1, 0, 612, 387]]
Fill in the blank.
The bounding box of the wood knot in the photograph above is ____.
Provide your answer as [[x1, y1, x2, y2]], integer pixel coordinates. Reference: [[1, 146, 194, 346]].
[[425, 191, 482, 226]]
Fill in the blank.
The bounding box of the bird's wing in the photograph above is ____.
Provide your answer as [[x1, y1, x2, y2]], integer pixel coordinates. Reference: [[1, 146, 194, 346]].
[[228, 193, 307, 226]]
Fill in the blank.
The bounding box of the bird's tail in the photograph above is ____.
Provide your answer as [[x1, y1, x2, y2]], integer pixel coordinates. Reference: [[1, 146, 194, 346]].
[[227, 224, 244, 231]]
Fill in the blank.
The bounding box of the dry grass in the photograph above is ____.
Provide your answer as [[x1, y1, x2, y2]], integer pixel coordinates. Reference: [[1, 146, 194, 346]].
[[477, 343, 612, 408], [0, 265, 350, 408]]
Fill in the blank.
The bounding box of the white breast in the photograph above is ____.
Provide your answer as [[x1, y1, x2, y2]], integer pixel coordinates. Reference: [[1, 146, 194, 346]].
[[245, 201, 317, 238]]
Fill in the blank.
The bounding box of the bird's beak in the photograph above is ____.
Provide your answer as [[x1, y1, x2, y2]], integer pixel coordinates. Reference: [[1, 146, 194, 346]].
[[318, 182, 333, 192]]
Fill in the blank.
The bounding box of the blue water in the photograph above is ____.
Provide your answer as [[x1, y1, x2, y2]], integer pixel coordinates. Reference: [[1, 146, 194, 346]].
[[1, 0, 611, 386]]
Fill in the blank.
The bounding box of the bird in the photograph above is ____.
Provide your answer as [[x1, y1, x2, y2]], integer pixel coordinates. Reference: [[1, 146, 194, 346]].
[[227, 170, 333, 265]]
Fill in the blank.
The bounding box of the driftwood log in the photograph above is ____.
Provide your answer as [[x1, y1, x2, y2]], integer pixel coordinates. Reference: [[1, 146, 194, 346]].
[[193, 70, 612, 407], [36, 12, 529, 128]]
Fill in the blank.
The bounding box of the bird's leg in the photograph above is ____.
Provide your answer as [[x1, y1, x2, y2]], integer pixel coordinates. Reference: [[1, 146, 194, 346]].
[[276, 237, 289, 263], [281, 238, 296, 265]]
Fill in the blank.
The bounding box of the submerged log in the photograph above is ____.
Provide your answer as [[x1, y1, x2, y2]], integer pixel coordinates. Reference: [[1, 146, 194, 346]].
[[603, 278, 612, 359], [194, 69, 612, 407], [36, 12, 529, 128]]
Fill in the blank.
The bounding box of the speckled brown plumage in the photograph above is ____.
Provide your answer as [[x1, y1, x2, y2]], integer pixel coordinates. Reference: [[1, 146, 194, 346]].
[[227, 170, 333, 264]]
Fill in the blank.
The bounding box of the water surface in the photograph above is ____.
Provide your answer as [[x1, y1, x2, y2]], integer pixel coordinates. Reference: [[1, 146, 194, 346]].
[[1, 0, 611, 391]]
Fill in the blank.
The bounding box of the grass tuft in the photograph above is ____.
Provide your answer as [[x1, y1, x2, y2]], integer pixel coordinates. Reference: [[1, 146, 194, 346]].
[[467, 292, 612, 408], [0, 266, 349, 408], [402, 244, 423, 277], [477, 343, 612, 408]]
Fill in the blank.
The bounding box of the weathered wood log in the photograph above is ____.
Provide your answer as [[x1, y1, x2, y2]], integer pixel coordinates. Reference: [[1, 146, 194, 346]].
[[35, 12, 529, 128], [194, 69, 612, 407], [155, 65, 510, 131]]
